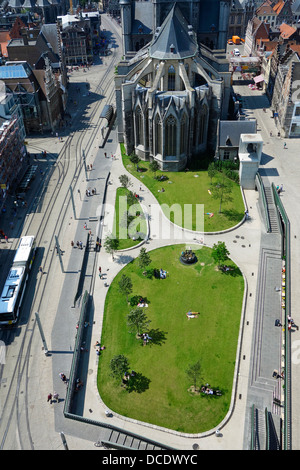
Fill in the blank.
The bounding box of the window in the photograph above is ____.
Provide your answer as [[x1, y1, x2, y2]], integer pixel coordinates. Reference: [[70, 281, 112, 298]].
[[154, 114, 162, 155], [294, 107, 300, 116], [135, 106, 143, 146], [223, 151, 230, 160], [165, 115, 177, 156], [168, 65, 175, 91]]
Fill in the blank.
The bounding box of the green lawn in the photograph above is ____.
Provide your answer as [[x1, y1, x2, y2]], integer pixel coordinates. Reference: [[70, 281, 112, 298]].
[[121, 145, 245, 232], [97, 244, 244, 433], [113, 187, 147, 250]]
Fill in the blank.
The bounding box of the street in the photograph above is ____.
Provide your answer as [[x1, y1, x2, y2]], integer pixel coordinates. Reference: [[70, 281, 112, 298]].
[[0, 14, 123, 450]]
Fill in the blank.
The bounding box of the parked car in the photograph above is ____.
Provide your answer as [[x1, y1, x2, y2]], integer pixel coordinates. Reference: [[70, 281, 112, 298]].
[[234, 48, 240, 56]]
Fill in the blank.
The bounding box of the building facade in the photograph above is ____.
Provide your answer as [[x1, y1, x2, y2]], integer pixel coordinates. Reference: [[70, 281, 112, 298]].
[[0, 109, 27, 210], [120, 0, 232, 56]]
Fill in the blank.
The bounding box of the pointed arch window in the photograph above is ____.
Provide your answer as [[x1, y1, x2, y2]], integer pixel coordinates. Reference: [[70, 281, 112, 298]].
[[168, 65, 175, 91], [135, 106, 144, 146], [155, 113, 162, 155], [165, 114, 177, 156]]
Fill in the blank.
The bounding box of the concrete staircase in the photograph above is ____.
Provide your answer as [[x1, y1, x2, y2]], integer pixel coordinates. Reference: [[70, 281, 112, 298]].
[[263, 186, 280, 234]]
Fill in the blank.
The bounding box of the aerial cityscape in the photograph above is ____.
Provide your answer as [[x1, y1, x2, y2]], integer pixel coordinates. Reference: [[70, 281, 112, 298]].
[[0, 0, 299, 453]]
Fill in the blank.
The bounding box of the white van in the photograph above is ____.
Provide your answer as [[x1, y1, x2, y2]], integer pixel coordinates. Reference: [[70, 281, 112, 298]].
[[234, 48, 240, 56]]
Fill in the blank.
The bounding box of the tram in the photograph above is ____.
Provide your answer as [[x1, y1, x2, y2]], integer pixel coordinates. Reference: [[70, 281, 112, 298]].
[[0, 236, 36, 326]]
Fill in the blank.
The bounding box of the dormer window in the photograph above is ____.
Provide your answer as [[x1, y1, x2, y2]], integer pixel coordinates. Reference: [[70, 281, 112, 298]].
[[225, 136, 232, 146]]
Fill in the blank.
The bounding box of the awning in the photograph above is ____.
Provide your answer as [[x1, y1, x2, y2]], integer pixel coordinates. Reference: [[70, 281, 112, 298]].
[[100, 104, 114, 122], [253, 74, 264, 84]]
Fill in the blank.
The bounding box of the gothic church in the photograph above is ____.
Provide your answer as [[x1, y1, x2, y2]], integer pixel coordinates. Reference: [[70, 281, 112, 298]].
[[115, 1, 231, 171]]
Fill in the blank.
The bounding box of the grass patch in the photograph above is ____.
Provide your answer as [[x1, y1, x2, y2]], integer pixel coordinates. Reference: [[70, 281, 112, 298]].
[[113, 187, 147, 250], [121, 145, 245, 232], [97, 244, 244, 433]]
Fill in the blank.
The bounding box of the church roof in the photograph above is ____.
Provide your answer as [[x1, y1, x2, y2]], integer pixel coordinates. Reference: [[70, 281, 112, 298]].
[[149, 4, 198, 60]]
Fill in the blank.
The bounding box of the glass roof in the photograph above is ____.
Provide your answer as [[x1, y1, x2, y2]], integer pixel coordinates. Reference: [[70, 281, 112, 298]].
[[0, 63, 31, 79]]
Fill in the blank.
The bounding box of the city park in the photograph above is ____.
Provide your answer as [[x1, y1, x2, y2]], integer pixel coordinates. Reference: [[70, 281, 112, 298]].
[[97, 147, 245, 434]]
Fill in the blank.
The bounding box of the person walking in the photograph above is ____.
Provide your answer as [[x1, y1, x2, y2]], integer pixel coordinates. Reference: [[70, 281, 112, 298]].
[[53, 392, 59, 403], [39, 266, 43, 274], [47, 393, 52, 404], [99, 266, 102, 278], [59, 373, 67, 383]]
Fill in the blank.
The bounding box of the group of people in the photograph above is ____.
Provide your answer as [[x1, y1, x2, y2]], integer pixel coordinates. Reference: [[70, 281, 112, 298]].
[[94, 341, 106, 355], [122, 370, 136, 385], [276, 184, 283, 194], [86, 188, 96, 197], [47, 392, 59, 404], [153, 268, 168, 279], [71, 240, 83, 249], [141, 333, 152, 346], [137, 297, 148, 308], [201, 384, 222, 396], [288, 315, 299, 331], [160, 269, 167, 279]]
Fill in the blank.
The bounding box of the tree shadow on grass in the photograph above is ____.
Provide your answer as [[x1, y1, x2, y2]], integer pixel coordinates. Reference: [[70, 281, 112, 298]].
[[147, 328, 168, 346], [220, 266, 242, 277], [221, 209, 244, 222], [126, 372, 151, 393]]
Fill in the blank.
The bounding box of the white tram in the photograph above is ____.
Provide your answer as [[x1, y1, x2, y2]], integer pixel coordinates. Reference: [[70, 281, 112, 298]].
[[0, 236, 36, 326]]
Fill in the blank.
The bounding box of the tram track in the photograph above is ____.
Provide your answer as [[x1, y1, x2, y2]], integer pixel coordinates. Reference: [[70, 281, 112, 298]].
[[0, 21, 122, 449]]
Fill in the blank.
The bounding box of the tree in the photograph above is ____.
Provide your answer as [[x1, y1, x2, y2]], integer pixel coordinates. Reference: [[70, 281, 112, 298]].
[[110, 354, 130, 384], [149, 160, 160, 178], [130, 154, 141, 170], [207, 163, 217, 184], [118, 274, 133, 303], [212, 241, 230, 267], [104, 234, 119, 260], [210, 173, 233, 213], [186, 360, 202, 390], [127, 307, 151, 336], [138, 247, 151, 272], [127, 191, 137, 206], [119, 174, 132, 189]]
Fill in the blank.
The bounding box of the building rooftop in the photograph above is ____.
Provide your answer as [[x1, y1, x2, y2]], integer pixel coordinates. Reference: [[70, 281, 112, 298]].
[[149, 4, 198, 60], [0, 62, 32, 79], [219, 120, 257, 147]]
